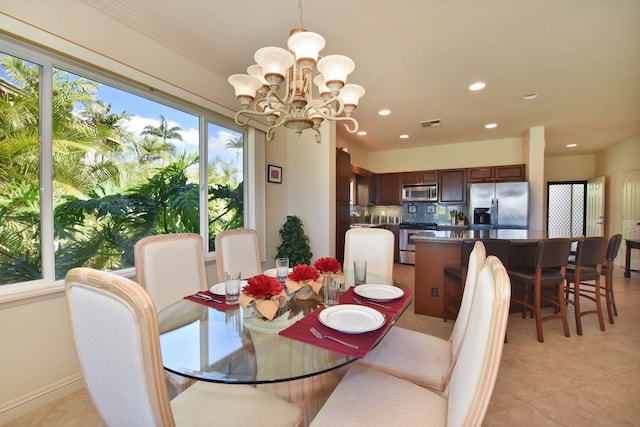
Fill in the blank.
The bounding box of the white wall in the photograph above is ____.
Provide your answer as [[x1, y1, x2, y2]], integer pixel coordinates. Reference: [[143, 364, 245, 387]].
[[366, 137, 524, 173]]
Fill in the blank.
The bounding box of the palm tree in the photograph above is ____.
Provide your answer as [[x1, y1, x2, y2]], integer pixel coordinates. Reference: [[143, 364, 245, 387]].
[[140, 114, 183, 143], [225, 136, 243, 168]]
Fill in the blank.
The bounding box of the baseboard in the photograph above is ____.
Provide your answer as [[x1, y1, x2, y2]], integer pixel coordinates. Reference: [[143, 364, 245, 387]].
[[0, 373, 84, 425]]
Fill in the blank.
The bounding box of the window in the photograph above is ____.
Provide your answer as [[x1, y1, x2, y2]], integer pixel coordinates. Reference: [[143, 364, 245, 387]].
[[547, 181, 586, 238], [0, 38, 248, 287]]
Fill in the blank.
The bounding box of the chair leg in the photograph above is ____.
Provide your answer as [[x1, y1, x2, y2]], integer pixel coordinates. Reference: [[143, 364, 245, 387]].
[[594, 279, 606, 331], [557, 280, 570, 338], [574, 278, 583, 336], [608, 270, 618, 318], [604, 274, 615, 324], [534, 281, 544, 343]]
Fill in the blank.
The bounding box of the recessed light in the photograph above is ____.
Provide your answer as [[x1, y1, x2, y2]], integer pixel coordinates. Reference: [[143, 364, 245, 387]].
[[566, 144, 577, 148], [469, 82, 486, 91], [399, 134, 409, 139], [357, 131, 367, 136], [378, 109, 391, 116], [522, 93, 538, 100], [485, 123, 497, 129]]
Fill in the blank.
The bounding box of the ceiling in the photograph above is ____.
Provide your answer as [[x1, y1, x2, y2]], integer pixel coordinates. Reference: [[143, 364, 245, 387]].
[[91, 0, 640, 156]]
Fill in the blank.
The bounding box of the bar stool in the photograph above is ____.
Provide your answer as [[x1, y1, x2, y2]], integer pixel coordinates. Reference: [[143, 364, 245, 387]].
[[565, 236, 608, 335], [443, 239, 511, 321], [603, 234, 623, 322], [508, 238, 573, 342]]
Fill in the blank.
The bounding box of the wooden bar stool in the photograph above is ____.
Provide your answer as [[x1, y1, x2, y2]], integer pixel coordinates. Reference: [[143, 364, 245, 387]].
[[508, 238, 573, 342], [565, 236, 608, 335], [443, 239, 511, 321]]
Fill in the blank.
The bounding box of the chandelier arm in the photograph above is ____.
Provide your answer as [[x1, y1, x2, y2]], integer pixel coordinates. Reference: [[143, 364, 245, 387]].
[[312, 127, 321, 143], [307, 95, 345, 117], [234, 110, 254, 126], [335, 116, 359, 133]]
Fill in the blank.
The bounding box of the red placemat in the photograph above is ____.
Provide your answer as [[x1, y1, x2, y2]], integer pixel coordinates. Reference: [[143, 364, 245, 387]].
[[184, 291, 238, 311], [340, 286, 412, 317], [279, 307, 392, 358]]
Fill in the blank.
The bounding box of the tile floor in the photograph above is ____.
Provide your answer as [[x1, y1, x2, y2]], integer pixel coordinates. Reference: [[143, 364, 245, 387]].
[[5, 265, 639, 426]]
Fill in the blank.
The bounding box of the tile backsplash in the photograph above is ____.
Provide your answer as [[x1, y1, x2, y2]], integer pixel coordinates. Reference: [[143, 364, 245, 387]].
[[352, 202, 468, 225]]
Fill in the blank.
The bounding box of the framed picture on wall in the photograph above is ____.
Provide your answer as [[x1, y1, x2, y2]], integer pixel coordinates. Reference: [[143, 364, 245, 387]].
[[267, 164, 282, 184]]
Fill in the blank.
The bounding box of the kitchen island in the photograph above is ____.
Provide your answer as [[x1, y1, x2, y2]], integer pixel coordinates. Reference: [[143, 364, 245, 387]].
[[413, 230, 548, 318]]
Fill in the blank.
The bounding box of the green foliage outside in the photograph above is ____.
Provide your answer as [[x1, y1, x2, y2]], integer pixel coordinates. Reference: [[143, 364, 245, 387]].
[[276, 215, 313, 267], [0, 56, 243, 284]]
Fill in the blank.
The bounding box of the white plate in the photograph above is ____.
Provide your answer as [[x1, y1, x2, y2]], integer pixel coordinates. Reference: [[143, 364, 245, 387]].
[[354, 284, 404, 302], [318, 304, 385, 334], [210, 281, 248, 296], [262, 267, 293, 277]]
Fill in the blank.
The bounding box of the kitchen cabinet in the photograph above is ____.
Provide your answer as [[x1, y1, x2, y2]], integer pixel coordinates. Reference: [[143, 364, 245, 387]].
[[368, 173, 378, 205], [336, 148, 351, 263], [336, 148, 351, 204], [385, 224, 400, 263], [495, 164, 525, 181], [403, 170, 438, 185], [376, 173, 402, 205], [351, 164, 372, 206], [439, 169, 466, 204], [467, 164, 525, 182]]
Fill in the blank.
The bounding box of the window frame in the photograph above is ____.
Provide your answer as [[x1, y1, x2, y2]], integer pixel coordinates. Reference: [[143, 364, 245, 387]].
[[0, 34, 259, 299]]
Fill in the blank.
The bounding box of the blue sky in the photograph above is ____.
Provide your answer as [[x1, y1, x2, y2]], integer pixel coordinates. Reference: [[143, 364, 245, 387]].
[[0, 55, 242, 167]]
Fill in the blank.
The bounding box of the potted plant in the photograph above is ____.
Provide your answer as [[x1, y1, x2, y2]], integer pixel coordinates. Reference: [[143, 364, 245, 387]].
[[276, 215, 312, 267]]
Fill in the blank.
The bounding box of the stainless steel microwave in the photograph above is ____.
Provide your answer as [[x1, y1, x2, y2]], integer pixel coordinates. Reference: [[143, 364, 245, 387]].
[[402, 184, 438, 202]]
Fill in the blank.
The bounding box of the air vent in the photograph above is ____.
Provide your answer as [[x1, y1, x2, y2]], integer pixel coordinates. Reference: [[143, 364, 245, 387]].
[[420, 119, 441, 128]]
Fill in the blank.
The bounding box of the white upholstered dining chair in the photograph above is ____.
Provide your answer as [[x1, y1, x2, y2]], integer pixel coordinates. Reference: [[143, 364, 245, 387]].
[[134, 233, 208, 312], [343, 227, 395, 278], [310, 256, 511, 427], [215, 228, 262, 280], [134, 233, 208, 394], [65, 267, 303, 427], [357, 240, 487, 393]]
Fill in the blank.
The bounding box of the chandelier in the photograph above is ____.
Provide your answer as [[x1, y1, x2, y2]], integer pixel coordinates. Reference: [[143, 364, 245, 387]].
[[228, 0, 365, 143]]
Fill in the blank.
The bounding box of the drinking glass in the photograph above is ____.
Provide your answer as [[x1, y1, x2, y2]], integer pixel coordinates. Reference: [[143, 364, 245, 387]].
[[224, 271, 241, 304], [354, 260, 367, 285], [323, 273, 341, 306], [276, 257, 289, 284]]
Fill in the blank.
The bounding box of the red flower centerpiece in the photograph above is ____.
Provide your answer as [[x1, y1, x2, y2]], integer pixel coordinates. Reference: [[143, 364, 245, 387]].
[[243, 275, 285, 300], [239, 274, 286, 320], [314, 257, 342, 274], [286, 264, 323, 300]]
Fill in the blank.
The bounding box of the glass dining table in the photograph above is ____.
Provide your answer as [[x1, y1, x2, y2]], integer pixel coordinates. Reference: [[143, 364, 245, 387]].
[[157, 270, 412, 385]]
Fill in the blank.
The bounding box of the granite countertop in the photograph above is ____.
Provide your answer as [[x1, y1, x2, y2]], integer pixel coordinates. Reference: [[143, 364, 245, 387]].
[[412, 229, 549, 242]]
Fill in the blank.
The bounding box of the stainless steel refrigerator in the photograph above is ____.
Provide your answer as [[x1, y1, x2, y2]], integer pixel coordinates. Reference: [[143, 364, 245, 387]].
[[469, 182, 529, 229]]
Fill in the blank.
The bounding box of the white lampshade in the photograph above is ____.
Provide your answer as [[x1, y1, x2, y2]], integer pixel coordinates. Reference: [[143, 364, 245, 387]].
[[228, 74, 262, 98], [247, 64, 268, 86], [313, 74, 330, 95], [340, 83, 365, 106], [317, 54, 355, 91], [287, 31, 325, 63], [254, 47, 294, 85]]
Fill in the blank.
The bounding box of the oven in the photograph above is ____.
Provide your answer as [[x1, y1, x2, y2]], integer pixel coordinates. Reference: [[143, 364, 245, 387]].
[[399, 222, 438, 265]]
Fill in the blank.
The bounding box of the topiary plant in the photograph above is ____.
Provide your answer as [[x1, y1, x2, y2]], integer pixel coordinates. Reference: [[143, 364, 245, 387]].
[[276, 215, 312, 267]]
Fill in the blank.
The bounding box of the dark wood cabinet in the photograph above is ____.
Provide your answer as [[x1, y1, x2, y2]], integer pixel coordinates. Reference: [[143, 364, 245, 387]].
[[368, 173, 378, 205], [351, 164, 372, 206], [336, 148, 351, 204], [495, 164, 525, 181], [439, 169, 466, 204], [403, 170, 438, 185], [376, 173, 402, 205], [336, 148, 351, 263], [386, 224, 400, 263], [467, 164, 526, 182]]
